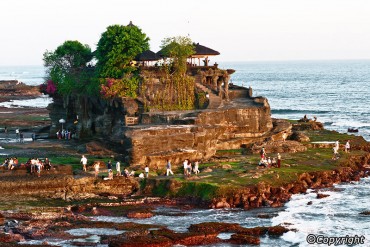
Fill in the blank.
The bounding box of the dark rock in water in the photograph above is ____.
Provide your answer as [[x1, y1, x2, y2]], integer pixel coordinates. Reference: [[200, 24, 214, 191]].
[[257, 213, 278, 219], [307, 201, 313, 205], [237, 226, 268, 236], [267, 226, 290, 236], [126, 211, 154, 219], [189, 222, 241, 234], [0, 232, 25, 243], [228, 233, 260, 245], [348, 128, 359, 133], [317, 193, 330, 199], [359, 211, 370, 216]]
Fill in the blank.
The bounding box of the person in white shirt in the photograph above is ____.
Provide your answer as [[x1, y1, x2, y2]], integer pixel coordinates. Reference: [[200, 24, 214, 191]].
[[345, 140, 350, 153], [166, 160, 174, 176], [193, 161, 200, 174], [183, 160, 188, 176], [144, 165, 149, 178], [80, 155, 87, 172], [116, 161, 121, 176]]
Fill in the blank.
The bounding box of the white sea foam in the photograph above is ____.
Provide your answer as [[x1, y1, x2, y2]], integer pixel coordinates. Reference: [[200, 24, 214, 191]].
[[331, 119, 370, 128], [272, 178, 370, 246], [0, 95, 53, 108], [66, 228, 125, 236]]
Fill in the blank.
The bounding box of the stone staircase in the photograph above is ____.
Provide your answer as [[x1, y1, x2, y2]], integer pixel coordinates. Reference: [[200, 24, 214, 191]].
[[195, 76, 222, 109]]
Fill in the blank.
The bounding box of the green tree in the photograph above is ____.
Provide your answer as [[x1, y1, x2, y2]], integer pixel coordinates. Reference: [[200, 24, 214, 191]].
[[160, 36, 195, 75], [43, 40, 96, 96], [95, 24, 150, 79]]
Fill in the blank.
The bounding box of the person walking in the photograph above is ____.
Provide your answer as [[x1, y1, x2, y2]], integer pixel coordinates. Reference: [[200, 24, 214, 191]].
[[145, 165, 149, 178], [335, 140, 340, 153], [107, 160, 112, 173], [116, 161, 121, 176], [187, 162, 192, 177], [166, 160, 174, 176], [345, 140, 351, 153], [277, 153, 281, 168], [183, 159, 188, 176], [80, 155, 87, 172], [193, 160, 200, 174], [260, 147, 266, 159], [94, 162, 100, 178]]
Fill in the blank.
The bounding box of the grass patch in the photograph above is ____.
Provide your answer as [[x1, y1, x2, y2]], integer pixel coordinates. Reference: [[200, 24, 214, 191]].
[[176, 182, 218, 201]]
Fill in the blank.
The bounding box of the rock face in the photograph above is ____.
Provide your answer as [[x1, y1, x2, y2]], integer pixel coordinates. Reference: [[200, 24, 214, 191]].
[[0, 175, 139, 200], [124, 97, 273, 168], [0, 80, 41, 101]]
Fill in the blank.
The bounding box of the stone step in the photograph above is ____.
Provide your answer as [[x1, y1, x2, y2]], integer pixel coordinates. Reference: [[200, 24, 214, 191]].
[[195, 82, 222, 109]]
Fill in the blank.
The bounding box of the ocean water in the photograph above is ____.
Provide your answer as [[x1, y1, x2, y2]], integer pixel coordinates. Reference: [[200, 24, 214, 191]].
[[0, 65, 45, 86], [220, 60, 370, 141]]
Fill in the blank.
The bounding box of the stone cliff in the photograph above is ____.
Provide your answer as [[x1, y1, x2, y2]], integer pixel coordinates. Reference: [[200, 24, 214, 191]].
[[124, 96, 274, 168]]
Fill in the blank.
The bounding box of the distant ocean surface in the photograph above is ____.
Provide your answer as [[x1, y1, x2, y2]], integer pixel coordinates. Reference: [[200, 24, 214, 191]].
[[0, 65, 45, 86], [220, 60, 370, 141], [1, 62, 369, 246]]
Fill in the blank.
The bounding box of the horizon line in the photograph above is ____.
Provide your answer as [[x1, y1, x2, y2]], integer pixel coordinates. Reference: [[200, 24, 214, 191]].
[[1, 58, 370, 67]]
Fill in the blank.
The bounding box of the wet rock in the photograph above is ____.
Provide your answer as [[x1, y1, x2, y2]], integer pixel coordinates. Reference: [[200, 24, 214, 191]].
[[0, 232, 25, 242], [307, 201, 313, 205], [109, 235, 172, 247], [189, 222, 241, 234], [257, 213, 278, 219], [267, 226, 289, 236], [237, 226, 268, 236], [228, 233, 260, 245], [126, 211, 154, 219], [123, 230, 150, 238], [212, 198, 231, 209], [317, 193, 330, 199], [359, 211, 370, 215]]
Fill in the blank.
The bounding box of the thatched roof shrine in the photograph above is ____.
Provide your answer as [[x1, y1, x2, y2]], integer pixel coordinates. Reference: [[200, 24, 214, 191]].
[[135, 50, 160, 61]]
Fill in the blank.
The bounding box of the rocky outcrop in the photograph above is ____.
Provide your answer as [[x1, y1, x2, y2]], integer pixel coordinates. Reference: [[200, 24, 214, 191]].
[[209, 152, 370, 209], [0, 175, 139, 200], [0, 80, 41, 101], [125, 97, 273, 168]]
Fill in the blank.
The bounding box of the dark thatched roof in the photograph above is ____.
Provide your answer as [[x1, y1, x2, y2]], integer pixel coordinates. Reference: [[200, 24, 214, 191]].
[[193, 43, 220, 56], [157, 43, 220, 57], [135, 50, 160, 61]]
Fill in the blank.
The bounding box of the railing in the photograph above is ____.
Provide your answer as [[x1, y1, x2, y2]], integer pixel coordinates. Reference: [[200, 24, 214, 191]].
[[125, 116, 139, 126]]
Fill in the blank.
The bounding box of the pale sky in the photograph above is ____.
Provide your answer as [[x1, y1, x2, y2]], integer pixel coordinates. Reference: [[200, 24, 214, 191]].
[[1, 0, 370, 66]]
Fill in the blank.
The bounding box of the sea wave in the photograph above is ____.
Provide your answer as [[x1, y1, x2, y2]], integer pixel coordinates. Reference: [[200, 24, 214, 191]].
[[331, 119, 370, 128], [271, 109, 332, 115]]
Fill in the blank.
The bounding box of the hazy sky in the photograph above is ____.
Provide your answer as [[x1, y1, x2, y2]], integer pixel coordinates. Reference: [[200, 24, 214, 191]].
[[1, 0, 370, 65]]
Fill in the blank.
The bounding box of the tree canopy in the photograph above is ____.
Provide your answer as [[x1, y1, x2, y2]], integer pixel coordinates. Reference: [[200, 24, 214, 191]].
[[160, 36, 195, 75], [43, 40, 97, 96], [95, 24, 150, 79]]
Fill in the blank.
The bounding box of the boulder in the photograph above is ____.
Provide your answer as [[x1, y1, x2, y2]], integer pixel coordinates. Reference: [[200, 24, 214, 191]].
[[290, 132, 310, 142], [228, 234, 260, 245], [316, 193, 330, 199], [127, 211, 154, 219]]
